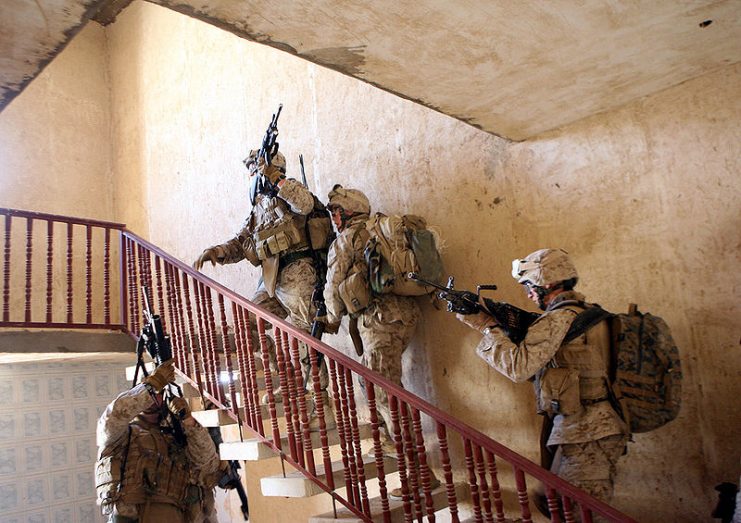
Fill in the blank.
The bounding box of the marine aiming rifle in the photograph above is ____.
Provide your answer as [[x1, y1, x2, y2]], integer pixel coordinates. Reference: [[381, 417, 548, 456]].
[[248, 104, 283, 205], [133, 286, 187, 446], [406, 272, 540, 343], [207, 422, 250, 521]]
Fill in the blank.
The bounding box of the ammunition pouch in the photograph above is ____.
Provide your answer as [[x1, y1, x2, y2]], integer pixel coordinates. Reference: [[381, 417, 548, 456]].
[[535, 367, 583, 416], [254, 218, 308, 261], [339, 272, 371, 316]]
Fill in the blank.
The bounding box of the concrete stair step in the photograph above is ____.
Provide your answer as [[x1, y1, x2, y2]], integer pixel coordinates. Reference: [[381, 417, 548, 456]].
[[261, 454, 399, 497], [308, 482, 464, 522], [220, 423, 374, 462]]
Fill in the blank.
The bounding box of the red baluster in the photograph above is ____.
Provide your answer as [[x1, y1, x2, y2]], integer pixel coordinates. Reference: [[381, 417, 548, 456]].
[[66, 222, 73, 323], [119, 233, 128, 330], [331, 360, 354, 503], [232, 303, 254, 431], [400, 401, 422, 520], [562, 496, 576, 523], [366, 381, 391, 522], [464, 438, 482, 522], [303, 340, 327, 478], [127, 238, 140, 336], [196, 282, 217, 400], [85, 224, 92, 324], [390, 395, 413, 520], [217, 295, 240, 427], [103, 227, 111, 325], [46, 220, 53, 323], [258, 318, 281, 450], [473, 443, 493, 523], [513, 467, 533, 523], [171, 267, 188, 374], [3, 214, 11, 322], [436, 423, 459, 522], [274, 328, 299, 463], [193, 281, 213, 397], [244, 308, 265, 436], [203, 287, 224, 403], [183, 276, 203, 394], [485, 450, 506, 523], [282, 334, 307, 470], [345, 367, 370, 516], [545, 486, 562, 523], [24, 218, 32, 323], [154, 256, 166, 328], [411, 407, 435, 520]]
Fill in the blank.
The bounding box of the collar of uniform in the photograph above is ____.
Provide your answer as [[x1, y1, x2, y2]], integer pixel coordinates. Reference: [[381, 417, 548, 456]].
[[346, 214, 369, 228], [546, 290, 586, 311]]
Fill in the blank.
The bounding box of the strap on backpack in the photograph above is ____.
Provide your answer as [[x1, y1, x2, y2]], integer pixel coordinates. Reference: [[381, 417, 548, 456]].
[[562, 306, 613, 344]]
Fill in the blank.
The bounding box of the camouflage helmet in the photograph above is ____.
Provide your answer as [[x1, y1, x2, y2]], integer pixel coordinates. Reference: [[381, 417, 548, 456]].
[[327, 184, 370, 215], [243, 149, 286, 173], [511, 248, 578, 287]]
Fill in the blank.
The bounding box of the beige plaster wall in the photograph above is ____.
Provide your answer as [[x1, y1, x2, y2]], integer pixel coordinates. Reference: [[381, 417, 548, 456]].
[[0, 22, 122, 325], [103, 3, 740, 521]]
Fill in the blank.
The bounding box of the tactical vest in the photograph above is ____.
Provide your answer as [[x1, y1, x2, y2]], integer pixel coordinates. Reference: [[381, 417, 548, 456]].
[[249, 194, 311, 262], [95, 420, 191, 514], [534, 301, 611, 417]]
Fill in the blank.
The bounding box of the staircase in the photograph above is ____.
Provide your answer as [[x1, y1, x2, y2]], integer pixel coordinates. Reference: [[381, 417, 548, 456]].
[[0, 207, 637, 523]]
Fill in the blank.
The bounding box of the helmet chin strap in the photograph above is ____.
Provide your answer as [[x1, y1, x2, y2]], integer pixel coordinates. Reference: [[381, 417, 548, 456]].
[[533, 282, 564, 311]]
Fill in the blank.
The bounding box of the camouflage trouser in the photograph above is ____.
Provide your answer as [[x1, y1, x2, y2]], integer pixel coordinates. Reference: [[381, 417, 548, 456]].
[[358, 298, 420, 442], [251, 258, 328, 392], [550, 434, 629, 521]]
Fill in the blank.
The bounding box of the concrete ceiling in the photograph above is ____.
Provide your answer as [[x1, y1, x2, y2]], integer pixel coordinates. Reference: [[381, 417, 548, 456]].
[[1, 0, 740, 140]]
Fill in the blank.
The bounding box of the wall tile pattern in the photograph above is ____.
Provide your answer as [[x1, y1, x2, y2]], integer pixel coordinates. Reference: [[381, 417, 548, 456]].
[[0, 354, 131, 523]]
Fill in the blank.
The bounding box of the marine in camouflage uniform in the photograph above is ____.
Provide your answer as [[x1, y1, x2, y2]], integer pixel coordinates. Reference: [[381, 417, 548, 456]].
[[321, 185, 420, 447], [194, 150, 329, 401], [95, 362, 220, 523], [458, 249, 629, 515]]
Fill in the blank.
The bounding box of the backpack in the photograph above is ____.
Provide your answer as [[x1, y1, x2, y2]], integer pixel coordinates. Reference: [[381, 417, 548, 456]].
[[363, 213, 444, 296], [563, 303, 682, 433]]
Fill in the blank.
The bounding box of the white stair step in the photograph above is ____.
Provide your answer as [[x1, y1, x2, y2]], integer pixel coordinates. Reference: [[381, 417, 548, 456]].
[[125, 362, 155, 381], [308, 482, 456, 522], [261, 454, 398, 497], [190, 408, 237, 427], [220, 423, 374, 462]]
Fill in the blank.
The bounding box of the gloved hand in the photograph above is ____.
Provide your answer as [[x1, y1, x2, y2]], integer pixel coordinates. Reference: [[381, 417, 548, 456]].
[[456, 311, 498, 334], [168, 396, 191, 420], [315, 315, 340, 335], [256, 156, 285, 186], [143, 360, 175, 392], [193, 247, 220, 270]]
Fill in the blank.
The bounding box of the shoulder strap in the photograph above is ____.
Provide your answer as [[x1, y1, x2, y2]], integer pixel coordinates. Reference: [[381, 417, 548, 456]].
[[563, 306, 613, 344]]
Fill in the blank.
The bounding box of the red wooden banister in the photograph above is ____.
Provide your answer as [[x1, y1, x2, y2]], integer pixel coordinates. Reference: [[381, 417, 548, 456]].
[[0, 208, 638, 523]]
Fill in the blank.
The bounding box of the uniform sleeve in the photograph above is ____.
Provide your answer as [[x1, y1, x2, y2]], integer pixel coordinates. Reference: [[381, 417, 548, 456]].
[[475, 308, 578, 383], [208, 217, 254, 265], [96, 383, 153, 450], [324, 230, 356, 325], [277, 179, 314, 215], [183, 421, 220, 485]]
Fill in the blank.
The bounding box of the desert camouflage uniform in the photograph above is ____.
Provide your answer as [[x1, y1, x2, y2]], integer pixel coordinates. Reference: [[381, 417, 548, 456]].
[[95, 384, 219, 522], [475, 290, 628, 505], [325, 215, 420, 440], [206, 179, 328, 390]]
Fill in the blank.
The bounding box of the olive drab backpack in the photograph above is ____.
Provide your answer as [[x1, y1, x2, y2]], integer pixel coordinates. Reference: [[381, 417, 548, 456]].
[[363, 213, 444, 296], [564, 303, 682, 433]]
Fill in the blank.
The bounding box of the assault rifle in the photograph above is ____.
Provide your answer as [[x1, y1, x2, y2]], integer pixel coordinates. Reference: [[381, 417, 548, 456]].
[[207, 423, 249, 520], [249, 104, 283, 205], [133, 286, 187, 446], [406, 273, 540, 343]]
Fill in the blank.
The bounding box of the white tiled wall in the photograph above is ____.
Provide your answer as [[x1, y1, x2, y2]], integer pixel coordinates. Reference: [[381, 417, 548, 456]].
[[0, 354, 131, 523]]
